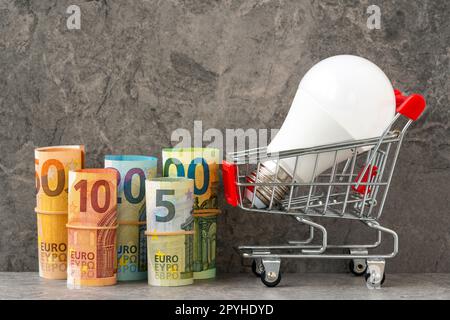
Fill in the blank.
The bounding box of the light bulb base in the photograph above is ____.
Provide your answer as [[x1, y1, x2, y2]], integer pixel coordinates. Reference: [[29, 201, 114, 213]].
[[245, 161, 293, 208]]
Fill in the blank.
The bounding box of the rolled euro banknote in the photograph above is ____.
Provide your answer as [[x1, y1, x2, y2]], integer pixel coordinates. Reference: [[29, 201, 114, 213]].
[[162, 148, 220, 210], [67, 168, 118, 288], [145, 177, 194, 233], [34, 145, 85, 279], [145, 233, 194, 286], [162, 148, 220, 279], [105, 155, 157, 281], [193, 210, 220, 279]]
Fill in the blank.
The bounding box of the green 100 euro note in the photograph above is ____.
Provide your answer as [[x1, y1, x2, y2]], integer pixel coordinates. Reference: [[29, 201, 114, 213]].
[[105, 155, 157, 281], [193, 211, 218, 279]]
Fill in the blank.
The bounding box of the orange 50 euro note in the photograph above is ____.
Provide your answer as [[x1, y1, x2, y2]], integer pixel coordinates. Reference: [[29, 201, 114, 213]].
[[35, 145, 85, 279]]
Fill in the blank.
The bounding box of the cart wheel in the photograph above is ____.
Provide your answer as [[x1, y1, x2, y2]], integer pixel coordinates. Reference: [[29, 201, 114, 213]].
[[260, 270, 281, 287], [251, 259, 264, 277], [349, 259, 367, 276], [365, 271, 386, 288]]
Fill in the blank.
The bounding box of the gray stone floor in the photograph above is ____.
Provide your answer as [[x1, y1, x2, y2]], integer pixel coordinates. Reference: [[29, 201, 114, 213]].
[[1, 272, 449, 299]]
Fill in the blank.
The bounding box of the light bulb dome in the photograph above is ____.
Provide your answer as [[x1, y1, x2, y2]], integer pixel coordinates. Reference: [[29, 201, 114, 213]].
[[253, 55, 396, 207], [268, 55, 395, 153], [298, 54, 395, 139]]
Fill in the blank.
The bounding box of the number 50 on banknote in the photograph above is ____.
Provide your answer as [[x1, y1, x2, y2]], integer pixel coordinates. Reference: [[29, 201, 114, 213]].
[[34, 145, 85, 280]]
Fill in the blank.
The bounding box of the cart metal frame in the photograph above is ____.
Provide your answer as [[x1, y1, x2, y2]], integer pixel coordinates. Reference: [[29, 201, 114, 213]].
[[222, 90, 426, 288]]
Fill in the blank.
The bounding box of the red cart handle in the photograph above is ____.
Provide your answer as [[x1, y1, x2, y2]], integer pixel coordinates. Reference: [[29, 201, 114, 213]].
[[394, 89, 426, 121], [222, 161, 239, 207]]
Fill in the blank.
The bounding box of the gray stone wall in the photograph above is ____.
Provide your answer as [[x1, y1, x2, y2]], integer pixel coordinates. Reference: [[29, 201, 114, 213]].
[[0, 0, 448, 273]]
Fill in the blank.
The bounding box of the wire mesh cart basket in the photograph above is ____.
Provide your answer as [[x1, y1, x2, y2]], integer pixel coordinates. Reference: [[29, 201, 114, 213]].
[[222, 90, 426, 288]]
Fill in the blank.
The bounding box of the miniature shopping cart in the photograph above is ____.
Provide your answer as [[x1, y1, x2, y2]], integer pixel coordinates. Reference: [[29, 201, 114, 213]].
[[222, 90, 426, 288]]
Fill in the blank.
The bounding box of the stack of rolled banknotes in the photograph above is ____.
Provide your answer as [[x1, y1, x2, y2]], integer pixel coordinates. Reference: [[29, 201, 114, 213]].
[[162, 148, 220, 280], [145, 177, 195, 286], [105, 155, 157, 281], [35, 146, 85, 279], [67, 168, 118, 288], [34, 145, 221, 287]]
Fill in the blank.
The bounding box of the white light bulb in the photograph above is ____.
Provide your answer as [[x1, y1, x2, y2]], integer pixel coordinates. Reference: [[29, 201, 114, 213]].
[[247, 55, 395, 208]]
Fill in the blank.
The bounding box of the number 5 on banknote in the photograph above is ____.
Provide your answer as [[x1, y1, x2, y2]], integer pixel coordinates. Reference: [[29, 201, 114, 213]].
[[145, 177, 195, 287], [146, 177, 194, 233], [155, 189, 176, 222]]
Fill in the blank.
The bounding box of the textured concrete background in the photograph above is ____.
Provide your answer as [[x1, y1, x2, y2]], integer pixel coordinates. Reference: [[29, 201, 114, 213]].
[[0, 0, 448, 273]]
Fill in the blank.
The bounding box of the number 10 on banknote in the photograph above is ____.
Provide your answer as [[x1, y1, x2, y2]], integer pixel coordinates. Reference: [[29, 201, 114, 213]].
[[67, 169, 118, 288]]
